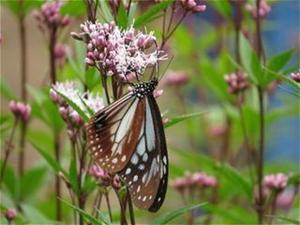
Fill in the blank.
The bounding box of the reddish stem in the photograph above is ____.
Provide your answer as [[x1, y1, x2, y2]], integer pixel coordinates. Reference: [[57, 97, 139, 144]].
[[18, 0, 28, 178]]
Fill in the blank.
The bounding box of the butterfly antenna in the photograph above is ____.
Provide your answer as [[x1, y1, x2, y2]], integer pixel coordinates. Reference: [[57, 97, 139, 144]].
[[158, 56, 174, 82]]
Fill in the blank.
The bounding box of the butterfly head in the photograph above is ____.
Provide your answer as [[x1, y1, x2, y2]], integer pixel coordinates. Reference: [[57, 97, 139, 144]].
[[132, 79, 158, 99]]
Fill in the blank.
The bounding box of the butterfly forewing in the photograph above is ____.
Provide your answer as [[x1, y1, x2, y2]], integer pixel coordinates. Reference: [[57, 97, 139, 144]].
[[86, 94, 144, 173]]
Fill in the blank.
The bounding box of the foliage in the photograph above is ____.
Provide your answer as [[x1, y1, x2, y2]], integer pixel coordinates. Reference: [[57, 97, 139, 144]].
[[1, 0, 299, 225]]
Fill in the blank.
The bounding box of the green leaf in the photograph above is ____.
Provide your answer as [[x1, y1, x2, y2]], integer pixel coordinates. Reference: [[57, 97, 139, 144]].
[[82, 175, 97, 194], [267, 49, 294, 72], [54, 88, 89, 122], [288, 173, 300, 185], [2, 0, 44, 16], [68, 159, 79, 195], [264, 67, 300, 90], [274, 216, 300, 225], [60, 1, 86, 16], [22, 204, 53, 224], [1, 163, 19, 200], [216, 164, 252, 199], [198, 56, 232, 102], [264, 49, 294, 86], [0, 79, 16, 100], [172, 148, 216, 172], [240, 34, 263, 85], [30, 142, 67, 176], [203, 204, 249, 223], [61, 199, 106, 225], [117, 2, 128, 28], [20, 166, 47, 200], [27, 128, 54, 153], [164, 112, 206, 128], [78, 95, 94, 117], [99, 0, 114, 22], [134, 0, 174, 28], [152, 203, 206, 225], [209, 0, 232, 18]]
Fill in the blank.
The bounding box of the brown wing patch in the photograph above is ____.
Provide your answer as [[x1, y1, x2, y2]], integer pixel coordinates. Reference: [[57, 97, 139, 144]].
[[85, 95, 145, 174]]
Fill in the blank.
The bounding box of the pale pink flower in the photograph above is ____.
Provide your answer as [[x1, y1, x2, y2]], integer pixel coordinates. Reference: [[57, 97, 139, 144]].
[[264, 173, 288, 191], [73, 21, 166, 80], [32, 1, 70, 30], [9, 101, 31, 122], [180, 0, 207, 13], [276, 190, 294, 210], [224, 72, 249, 94], [245, 0, 271, 19], [164, 71, 189, 86]]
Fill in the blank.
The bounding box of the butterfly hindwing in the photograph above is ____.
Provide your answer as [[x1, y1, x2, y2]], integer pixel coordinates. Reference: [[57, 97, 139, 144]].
[[119, 96, 168, 212]]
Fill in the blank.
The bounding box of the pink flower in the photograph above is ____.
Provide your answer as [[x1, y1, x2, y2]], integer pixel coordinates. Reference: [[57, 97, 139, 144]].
[[263, 173, 288, 191], [33, 1, 70, 31], [192, 172, 218, 188], [208, 124, 227, 137], [74, 21, 166, 79], [153, 89, 164, 98], [5, 208, 16, 221], [276, 190, 294, 210], [171, 177, 190, 192], [245, 0, 271, 19], [224, 72, 249, 94], [89, 165, 114, 187], [180, 0, 207, 13], [9, 101, 31, 122], [164, 71, 189, 86], [290, 71, 300, 83]]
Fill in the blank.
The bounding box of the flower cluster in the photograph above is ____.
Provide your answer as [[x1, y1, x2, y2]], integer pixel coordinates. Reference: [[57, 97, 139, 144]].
[[245, 0, 271, 19], [179, 0, 207, 13], [263, 173, 288, 191], [224, 72, 249, 94], [50, 81, 104, 127], [290, 71, 300, 83], [72, 21, 166, 80], [9, 101, 31, 122], [32, 1, 70, 31], [171, 171, 218, 193], [89, 164, 121, 189], [164, 70, 189, 86]]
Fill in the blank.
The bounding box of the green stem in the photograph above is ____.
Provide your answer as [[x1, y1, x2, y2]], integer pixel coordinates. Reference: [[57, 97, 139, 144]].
[[0, 119, 18, 186]]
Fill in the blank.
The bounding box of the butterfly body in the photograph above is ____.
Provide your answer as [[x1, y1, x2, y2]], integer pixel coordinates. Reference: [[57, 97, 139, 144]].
[[86, 79, 168, 212]]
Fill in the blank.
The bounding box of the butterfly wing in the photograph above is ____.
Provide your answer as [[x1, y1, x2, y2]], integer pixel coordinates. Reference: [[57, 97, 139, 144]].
[[85, 93, 146, 173], [119, 95, 168, 212]]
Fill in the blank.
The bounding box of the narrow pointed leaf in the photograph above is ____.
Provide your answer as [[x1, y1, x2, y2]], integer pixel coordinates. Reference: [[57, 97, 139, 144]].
[[152, 203, 207, 225], [164, 112, 206, 128]]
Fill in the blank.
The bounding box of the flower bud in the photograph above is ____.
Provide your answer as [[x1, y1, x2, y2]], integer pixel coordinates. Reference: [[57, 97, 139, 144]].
[[70, 110, 83, 126], [224, 72, 249, 94], [5, 208, 16, 222], [290, 71, 300, 83], [9, 100, 31, 122], [153, 89, 163, 98]]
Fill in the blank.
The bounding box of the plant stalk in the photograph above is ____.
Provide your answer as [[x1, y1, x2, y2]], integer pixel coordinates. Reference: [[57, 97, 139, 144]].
[[18, 0, 28, 178], [255, 0, 265, 223], [0, 119, 18, 185]]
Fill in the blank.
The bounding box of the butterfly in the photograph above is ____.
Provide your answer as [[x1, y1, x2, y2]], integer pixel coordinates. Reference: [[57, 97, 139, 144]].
[[85, 78, 168, 212]]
